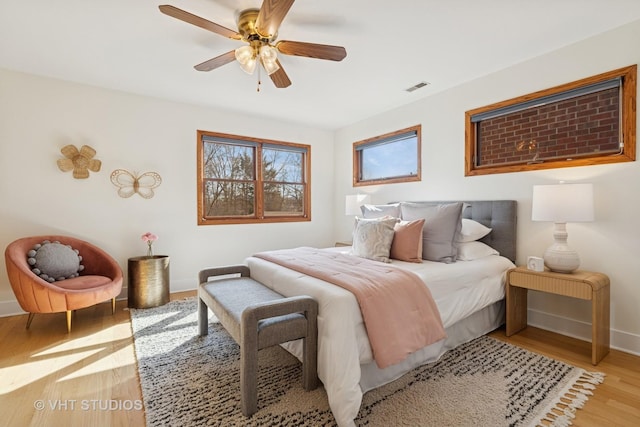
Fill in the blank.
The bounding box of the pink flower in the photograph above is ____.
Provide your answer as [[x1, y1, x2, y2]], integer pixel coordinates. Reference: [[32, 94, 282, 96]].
[[141, 232, 158, 243], [141, 232, 158, 256]]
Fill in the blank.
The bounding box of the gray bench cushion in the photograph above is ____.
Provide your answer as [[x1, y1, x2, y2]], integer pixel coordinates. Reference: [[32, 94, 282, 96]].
[[201, 277, 307, 347]]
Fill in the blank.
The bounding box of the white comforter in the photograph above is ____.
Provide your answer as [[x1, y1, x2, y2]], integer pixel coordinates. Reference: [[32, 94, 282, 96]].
[[246, 249, 514, 427]]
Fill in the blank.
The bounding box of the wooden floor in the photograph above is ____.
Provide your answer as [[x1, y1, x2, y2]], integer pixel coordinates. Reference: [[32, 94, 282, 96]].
[[1, 292, 638, 426]]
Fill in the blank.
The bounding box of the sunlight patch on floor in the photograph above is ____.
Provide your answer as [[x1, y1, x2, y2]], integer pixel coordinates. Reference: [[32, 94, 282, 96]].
[[57, 345, 135, 382], [0, 347, 101, 393], [32, 325, 126, 357]]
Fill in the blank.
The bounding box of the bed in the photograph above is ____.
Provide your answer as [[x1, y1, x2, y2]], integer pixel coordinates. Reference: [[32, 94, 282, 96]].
[[246, 200, 517, 427]]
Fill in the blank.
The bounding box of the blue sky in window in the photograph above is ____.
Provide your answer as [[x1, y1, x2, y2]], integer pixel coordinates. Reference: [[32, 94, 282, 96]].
[[362, 138, 418, 180], [264, 148, 303, 182]]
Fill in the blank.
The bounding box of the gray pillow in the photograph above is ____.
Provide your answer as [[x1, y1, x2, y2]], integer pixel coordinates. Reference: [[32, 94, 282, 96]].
[[360, 203, 401, 219], [27, 240, 84, 282], [351, 217, 397, 263], [399, 202, 463, 263]]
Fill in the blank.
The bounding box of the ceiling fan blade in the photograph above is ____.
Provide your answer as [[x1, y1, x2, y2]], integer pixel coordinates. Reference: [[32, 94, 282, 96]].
[[194, 51, 237, 72], [255, 0, 295, 38], [159, 5, 242, 40], [269, 60, 292, 88], [276, 40, 346, 61]]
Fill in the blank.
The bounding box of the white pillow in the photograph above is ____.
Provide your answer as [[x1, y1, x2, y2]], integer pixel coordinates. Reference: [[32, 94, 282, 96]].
[[457, 241, 499, 261], [360, 203, 401, 219], [457, 218, 492, 243]]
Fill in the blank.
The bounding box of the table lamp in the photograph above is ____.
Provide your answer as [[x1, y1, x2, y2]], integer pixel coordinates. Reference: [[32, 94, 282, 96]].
[[531, 183, 594, 273], [345, 194, 371, 216]]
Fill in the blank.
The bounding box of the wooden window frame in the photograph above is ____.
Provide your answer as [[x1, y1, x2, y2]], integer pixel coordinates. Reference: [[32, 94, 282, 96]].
[[353, 125, 422, 187], [465, 65, 636, 176], [197, 130, 311, 225]]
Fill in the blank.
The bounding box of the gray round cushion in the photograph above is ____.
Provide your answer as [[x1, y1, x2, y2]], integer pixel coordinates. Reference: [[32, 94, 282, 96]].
[[26, 240, 84, 282]]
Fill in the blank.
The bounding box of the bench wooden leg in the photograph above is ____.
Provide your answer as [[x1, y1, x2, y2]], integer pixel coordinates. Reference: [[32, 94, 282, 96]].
[[198, 297, 209, 336]]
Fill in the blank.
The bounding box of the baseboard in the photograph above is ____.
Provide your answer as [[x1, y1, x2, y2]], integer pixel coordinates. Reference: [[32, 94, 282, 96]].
[[0, 295, 131, 318], [528, 308, 640, 357], [0, 299, 26, 317], [0, 279, 198, 318], [168, 278, 197, 293], [2, 296, 639, 356]]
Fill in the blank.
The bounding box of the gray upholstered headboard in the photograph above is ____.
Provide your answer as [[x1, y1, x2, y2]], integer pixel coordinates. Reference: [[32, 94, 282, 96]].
[[403, 200, 517, 262]]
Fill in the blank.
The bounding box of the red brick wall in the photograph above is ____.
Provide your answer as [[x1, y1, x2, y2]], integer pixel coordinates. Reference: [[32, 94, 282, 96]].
[[477, 88, 620, 165]]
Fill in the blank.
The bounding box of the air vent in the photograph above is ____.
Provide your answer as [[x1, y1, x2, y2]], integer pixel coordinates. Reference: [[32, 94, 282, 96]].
[[405, 81, 430, 92]]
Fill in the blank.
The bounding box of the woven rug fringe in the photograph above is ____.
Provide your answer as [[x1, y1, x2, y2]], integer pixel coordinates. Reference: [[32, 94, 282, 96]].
[[535, 371, 605, 427]]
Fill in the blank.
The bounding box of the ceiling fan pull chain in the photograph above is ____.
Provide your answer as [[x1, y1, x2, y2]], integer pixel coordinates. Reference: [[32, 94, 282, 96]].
[[257, 62, 261, 92]]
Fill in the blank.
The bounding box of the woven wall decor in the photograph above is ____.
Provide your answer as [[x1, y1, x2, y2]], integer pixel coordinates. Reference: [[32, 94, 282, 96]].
[[57, 145, 102, 179], [110, 169, 162, 199]]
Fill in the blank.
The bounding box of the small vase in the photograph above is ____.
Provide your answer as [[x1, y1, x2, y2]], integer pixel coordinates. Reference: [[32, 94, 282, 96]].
[[147, 243, 153, 257]]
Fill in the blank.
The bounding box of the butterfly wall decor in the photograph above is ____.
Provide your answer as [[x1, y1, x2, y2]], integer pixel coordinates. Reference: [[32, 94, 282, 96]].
[[110, 169, 162, 199]]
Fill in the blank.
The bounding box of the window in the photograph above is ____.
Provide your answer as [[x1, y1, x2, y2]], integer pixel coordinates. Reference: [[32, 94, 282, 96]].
[[465, 65, 636, 175], [197, 130, 311, 225], [353, 125, 421, 186]]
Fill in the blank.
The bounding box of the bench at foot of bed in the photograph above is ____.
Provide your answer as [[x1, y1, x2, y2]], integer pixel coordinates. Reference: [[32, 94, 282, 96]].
[[198, 264, 318, 417]]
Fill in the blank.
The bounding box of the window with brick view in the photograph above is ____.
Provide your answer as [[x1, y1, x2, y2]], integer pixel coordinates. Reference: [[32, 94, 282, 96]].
[[465, 65, 636, 176]]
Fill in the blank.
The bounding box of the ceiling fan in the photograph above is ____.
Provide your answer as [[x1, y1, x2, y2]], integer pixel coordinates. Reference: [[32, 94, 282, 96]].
[[159, 0, 347, 89]]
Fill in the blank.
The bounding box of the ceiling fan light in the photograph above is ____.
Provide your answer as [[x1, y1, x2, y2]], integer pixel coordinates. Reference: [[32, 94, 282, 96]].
[[258, 45, 279, 75], [235, 45, 256, 74], [239, 58, 257, 75], [261, 58, 280, 75], [235, 45, 254, 64], [259, 45, 278, 63]]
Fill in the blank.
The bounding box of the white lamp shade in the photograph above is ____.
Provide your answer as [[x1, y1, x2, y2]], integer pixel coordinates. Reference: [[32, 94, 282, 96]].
[[345, 194, 371, 215], [531, 183, 594, 273], [532, 183, 594, 222]]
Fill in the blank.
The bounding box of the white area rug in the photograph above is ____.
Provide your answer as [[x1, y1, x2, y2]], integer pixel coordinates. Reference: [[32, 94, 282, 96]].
[[130, 298, 603, 426]]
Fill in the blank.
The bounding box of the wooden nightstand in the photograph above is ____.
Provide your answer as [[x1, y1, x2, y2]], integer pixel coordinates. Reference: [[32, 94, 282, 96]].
[[506, 266, 610, 365]]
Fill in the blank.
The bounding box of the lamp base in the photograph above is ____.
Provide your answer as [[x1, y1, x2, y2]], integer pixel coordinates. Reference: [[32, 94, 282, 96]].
[[543, 222, 580, 273], [543, 245, 580, 273]]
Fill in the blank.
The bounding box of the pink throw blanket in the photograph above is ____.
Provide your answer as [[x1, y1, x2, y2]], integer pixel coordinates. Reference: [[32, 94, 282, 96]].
[[253, 247, 446, 368]]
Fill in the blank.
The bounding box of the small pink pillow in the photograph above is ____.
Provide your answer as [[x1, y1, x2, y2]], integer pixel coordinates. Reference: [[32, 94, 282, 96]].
[[390, 219, 425, 263]]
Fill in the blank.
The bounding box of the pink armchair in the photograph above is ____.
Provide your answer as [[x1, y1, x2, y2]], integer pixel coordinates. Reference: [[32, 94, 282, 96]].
[[4, 235, 123, 332]]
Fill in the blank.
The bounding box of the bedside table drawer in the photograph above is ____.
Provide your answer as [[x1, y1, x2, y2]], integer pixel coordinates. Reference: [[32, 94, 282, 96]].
[[509, 270, 592, 300]]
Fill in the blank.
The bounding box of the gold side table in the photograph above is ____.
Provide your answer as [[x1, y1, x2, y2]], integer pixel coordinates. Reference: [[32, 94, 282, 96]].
[[506, 266, 610, 365], [128, 255, 170, 308]]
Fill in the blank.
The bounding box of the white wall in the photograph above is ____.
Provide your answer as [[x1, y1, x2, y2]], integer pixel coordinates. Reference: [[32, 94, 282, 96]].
[[333, 19, 640, 355], [0, 69, 335, 314], [2, 20, 639, 356]]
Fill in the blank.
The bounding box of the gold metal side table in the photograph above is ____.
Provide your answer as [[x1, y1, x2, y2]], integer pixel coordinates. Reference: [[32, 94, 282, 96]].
[[128, 255, 170, 308], [506, 266, 610, 365]]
